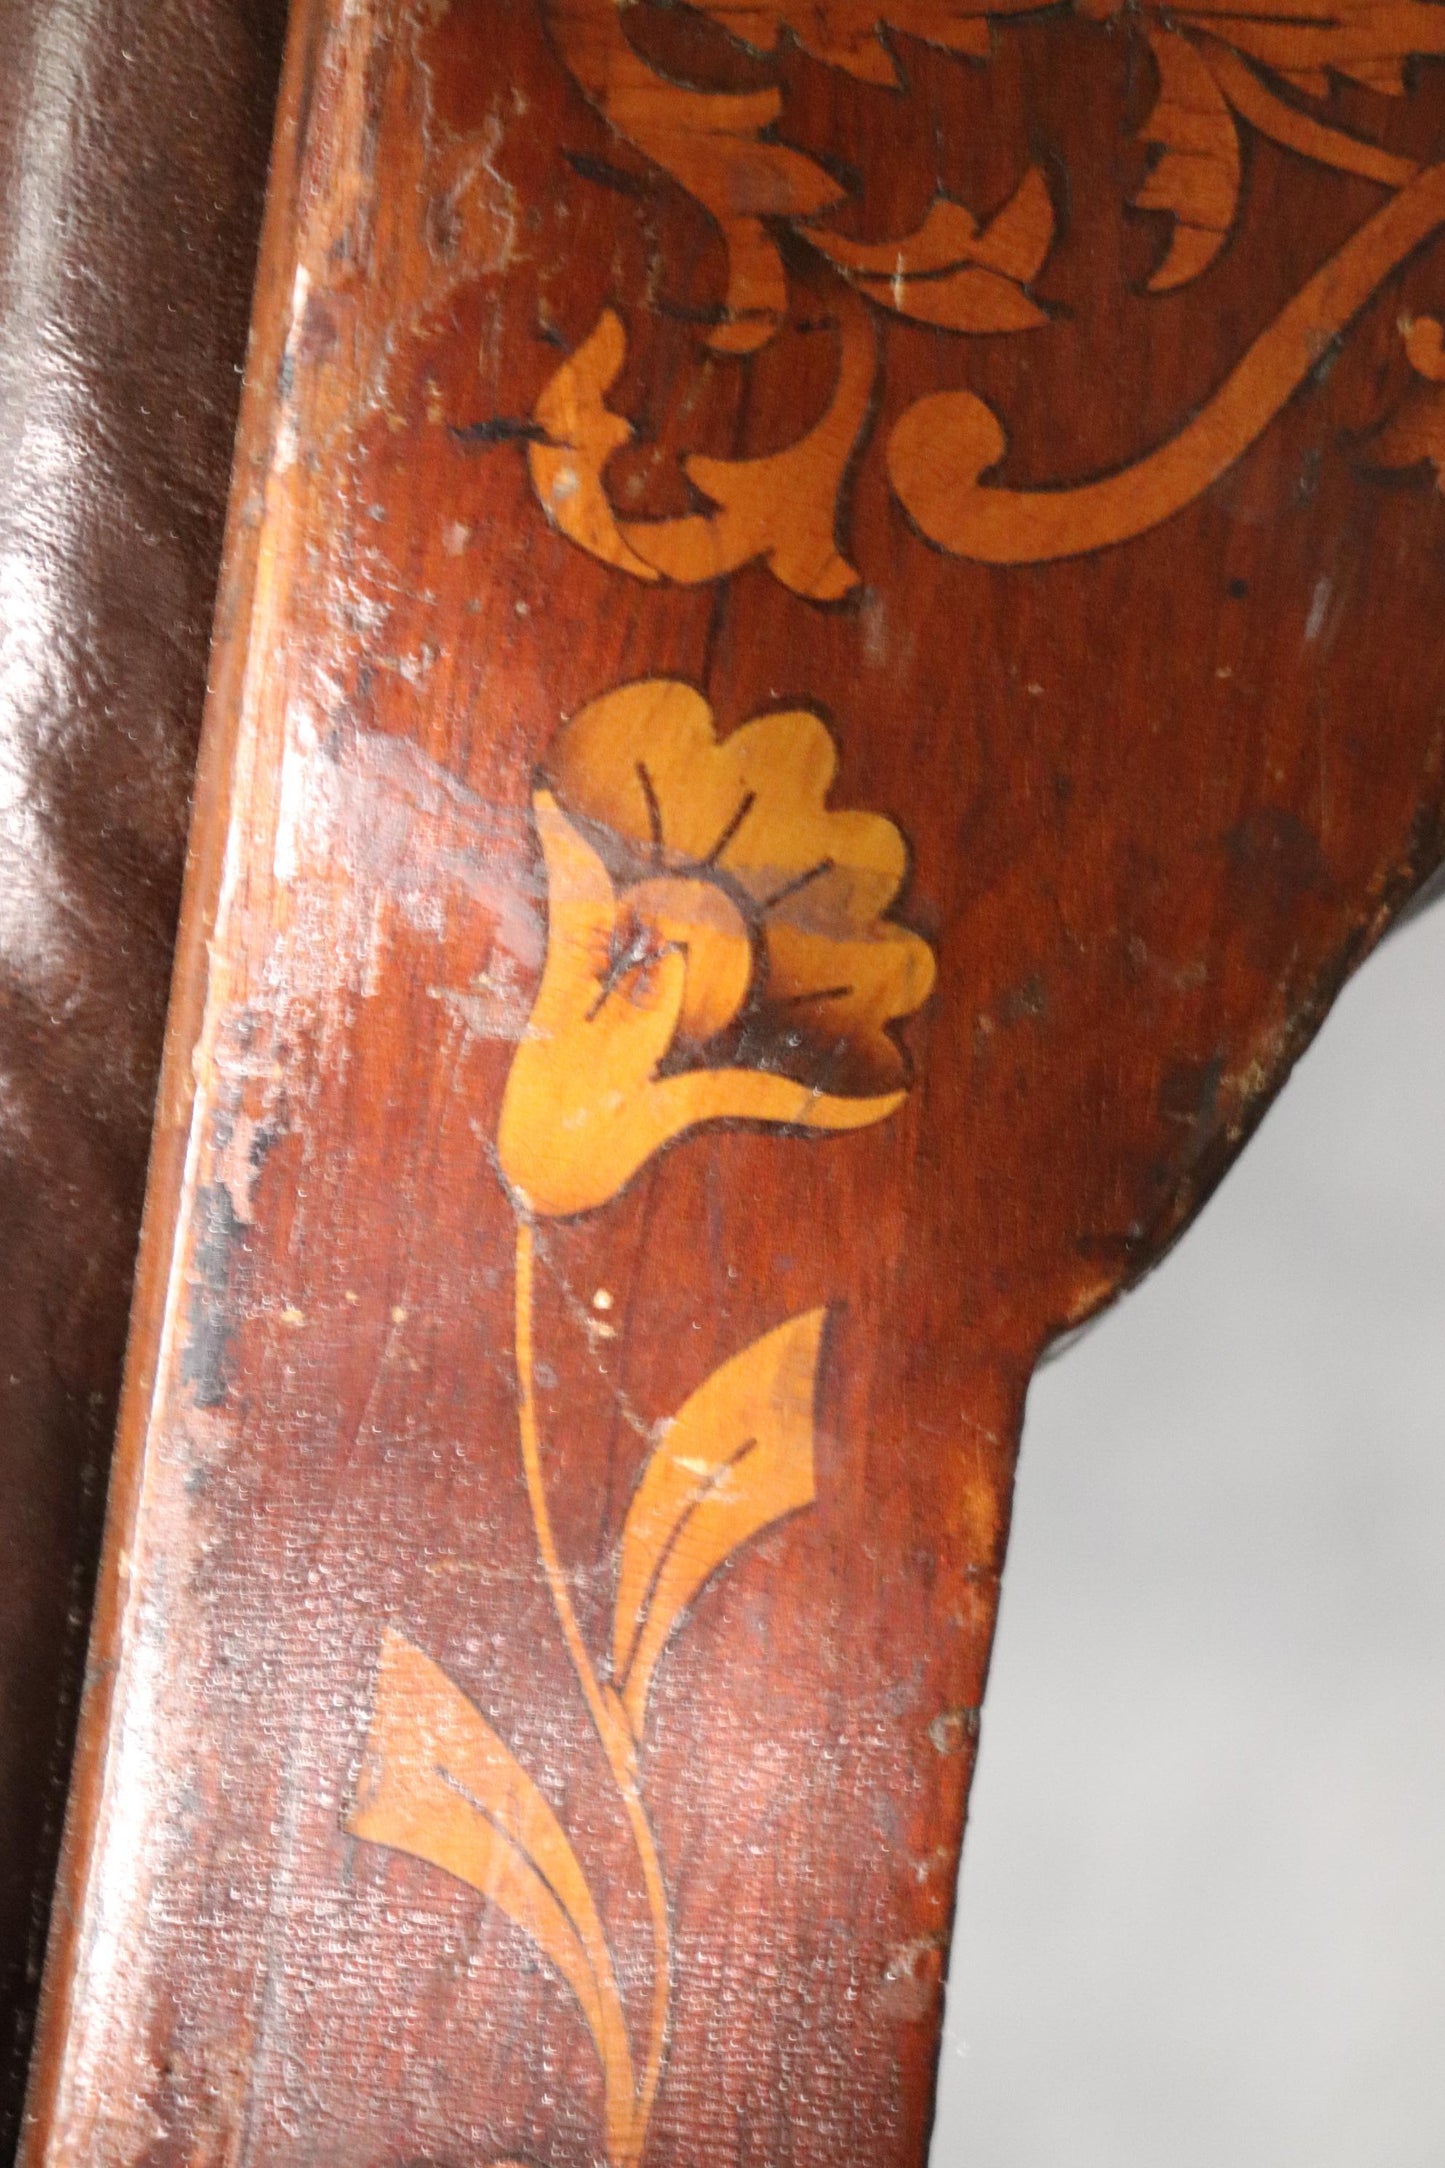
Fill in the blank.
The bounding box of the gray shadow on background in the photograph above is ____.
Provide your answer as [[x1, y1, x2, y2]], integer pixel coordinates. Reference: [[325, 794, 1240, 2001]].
[[932, 903, 1445, 2167]]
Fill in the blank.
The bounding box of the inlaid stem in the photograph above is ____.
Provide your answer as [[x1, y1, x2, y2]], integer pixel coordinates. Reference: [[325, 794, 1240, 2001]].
[[514, 1215, 673, 2165]]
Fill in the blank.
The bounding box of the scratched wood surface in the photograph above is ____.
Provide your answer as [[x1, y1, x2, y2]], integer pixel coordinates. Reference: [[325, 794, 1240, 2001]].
[[20, 2, 1445, 2162]]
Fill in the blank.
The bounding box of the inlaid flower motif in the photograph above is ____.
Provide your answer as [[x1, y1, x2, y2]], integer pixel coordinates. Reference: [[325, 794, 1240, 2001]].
[[498, 679, 934, 1217]]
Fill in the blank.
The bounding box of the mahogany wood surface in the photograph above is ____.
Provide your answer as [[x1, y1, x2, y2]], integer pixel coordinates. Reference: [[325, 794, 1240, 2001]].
[[20, 1, 1445, 2161]]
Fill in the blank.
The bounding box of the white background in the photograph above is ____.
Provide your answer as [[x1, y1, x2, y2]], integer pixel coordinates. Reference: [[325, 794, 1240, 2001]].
[[932, 901, 1445, 2166]]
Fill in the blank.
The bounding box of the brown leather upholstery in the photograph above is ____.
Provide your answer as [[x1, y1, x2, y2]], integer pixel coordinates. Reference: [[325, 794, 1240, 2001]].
[[0, 1, 285, 2144]]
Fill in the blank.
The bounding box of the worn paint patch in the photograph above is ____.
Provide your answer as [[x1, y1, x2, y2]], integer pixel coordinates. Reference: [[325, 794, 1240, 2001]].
[[181, 1184, 245, 1410]]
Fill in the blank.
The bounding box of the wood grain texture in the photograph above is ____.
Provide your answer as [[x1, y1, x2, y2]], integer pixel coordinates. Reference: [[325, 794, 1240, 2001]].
[[20, 2, 1445, 2163]]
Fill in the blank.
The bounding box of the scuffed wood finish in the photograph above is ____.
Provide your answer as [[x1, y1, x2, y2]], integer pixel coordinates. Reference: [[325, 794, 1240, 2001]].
[[20, 1, 1445, 2163]]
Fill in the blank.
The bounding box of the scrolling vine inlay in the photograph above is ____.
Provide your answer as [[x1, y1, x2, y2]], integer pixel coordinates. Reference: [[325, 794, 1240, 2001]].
[[522, 0, 1445, 584], [348, 682, 934, 2168]]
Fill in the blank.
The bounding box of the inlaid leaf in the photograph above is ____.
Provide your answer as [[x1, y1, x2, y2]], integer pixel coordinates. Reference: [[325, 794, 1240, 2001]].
[[1370, 316, 1445, 491], [530, 309, 660, 584], [853, 263, 1048, 331], [813, 168, 1052, 283], [612, 1310, 824, 1740], [810, 169, 1054, 332], [1135, 25, 1241, 292], [348, 1632, 636, 2162], [697, 0, 1044, 83], [529, 301, 873, 601], [1173, 0, 1445, 96]]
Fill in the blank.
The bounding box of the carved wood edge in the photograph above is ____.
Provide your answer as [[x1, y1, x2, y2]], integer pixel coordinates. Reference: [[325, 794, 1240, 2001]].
[[16, 1, 321, 2145]]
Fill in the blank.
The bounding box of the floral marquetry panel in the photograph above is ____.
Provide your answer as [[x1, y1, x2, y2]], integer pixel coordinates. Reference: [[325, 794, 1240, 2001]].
[[20, 2, 1445, 2165]]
